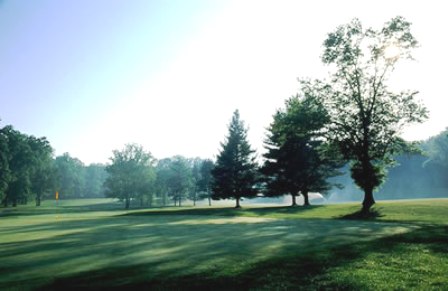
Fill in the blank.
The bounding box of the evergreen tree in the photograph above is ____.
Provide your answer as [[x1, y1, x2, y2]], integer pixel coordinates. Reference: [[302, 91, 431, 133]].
[[212, 110, 258, 208], [262, 95, 342, 206]]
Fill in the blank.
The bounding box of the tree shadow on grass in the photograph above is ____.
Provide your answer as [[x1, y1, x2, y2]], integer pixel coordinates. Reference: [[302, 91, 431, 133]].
[[3, 203, 445, 290], [38, 224, 448, 290], [0, 201, 125, 217], [122, 205, 324, 218], [338, 208, 384, 220]]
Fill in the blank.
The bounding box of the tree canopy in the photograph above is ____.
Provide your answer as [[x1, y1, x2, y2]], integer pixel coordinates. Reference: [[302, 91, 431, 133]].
[[302, 16, 428, 213], [104, 144, 156, 209], [262, 94, 342, 206], [0, 125, 55, 207]]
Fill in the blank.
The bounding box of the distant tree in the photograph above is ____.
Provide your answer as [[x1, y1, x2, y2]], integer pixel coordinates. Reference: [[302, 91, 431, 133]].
[[83, 164, 108, 198], [189, 158, 203, 206], [28, 136, 55, 206], [212, 110, 258, 208], [104, 144, 155, 209], [302, 16, 428, 213], [166, 156, 193, 207], [197, 159, 214, 206], [1, 126, 35, 206], [154, 158, 172, 207], [425, 128, 448, 169], [0, 125, 12, 205], [262, 95, 342, 206], [54, 153, 85, 199]]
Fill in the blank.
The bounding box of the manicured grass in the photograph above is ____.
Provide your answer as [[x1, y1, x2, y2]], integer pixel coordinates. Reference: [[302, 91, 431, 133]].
[[0, 198, 447, 290], [130, 198, 448, 224]]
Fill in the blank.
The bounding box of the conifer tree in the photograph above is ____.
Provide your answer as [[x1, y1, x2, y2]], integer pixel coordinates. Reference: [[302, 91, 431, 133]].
[[212, 110, 258, 208]]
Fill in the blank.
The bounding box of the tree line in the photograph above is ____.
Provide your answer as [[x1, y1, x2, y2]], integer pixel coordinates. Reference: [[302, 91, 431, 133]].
[[104, 146, 215, 209], [0, 127, 109, 206], [2, 17, 444, 213]]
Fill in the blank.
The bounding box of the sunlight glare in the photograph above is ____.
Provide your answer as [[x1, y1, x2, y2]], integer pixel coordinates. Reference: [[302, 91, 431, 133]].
[[384, 44, 401, 60]]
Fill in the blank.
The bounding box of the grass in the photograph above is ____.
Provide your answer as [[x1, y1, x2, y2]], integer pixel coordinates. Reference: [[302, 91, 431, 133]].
[[0, 198, 447, 290]]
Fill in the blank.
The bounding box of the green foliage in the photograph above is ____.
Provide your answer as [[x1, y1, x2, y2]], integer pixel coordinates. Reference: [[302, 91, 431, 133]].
[[0, 126, 11, 203], [197, 159, 214, 206], [104, 144, 156, 209], [54, 153, 85, 199], [303, 16, 428, 211], [2, 126, 34, 206], [262, 94, 342, 206], [424, 128, 448, 169], [28, 136, 55, 206], [0, 126, 56, 206], [52, 155, 108, 200], [211, 110, 258, 207], [165, 156, 193, 206], [83, 164, 108, 198], [0, 123, 56, 207]]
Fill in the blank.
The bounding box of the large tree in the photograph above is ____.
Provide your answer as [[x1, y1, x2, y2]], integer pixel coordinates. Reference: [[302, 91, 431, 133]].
[[302, 16, 428, 213], [1, 124, 55, 207], [2, 126, 35, 206], [211, 110, 258, 208], [104, 144, 155, 209], [28, 136, 55, 206], [262, 95, 342, 206]]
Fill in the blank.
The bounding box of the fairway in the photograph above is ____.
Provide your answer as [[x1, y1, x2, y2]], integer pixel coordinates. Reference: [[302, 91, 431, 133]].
[[0, 199, 447, 290]]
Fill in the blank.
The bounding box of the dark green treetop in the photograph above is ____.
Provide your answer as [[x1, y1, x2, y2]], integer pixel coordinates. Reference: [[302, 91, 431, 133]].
[[211, 110, 258, 208], [262, 94, 342, 206]]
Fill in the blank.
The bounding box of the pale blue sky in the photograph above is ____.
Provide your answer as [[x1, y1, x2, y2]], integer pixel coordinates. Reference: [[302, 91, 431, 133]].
[[1, 0, 447, 164]]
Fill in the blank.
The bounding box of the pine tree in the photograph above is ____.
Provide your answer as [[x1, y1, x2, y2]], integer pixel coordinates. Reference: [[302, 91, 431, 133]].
[[212, 110, 258, 208], [261, 95, 342, 206]]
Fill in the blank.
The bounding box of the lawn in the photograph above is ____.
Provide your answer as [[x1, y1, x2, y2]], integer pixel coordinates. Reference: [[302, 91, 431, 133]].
[[0, 198, 447, 290]]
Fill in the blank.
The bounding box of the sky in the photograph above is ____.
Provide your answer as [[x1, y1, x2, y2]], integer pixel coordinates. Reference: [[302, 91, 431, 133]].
[[1, 0, 447, 165]]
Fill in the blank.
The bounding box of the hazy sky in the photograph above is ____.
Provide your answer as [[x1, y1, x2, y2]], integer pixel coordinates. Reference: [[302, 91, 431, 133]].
[[1, 0, 447, 164]]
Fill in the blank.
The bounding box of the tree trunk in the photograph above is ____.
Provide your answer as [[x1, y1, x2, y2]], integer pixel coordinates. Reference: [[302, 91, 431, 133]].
[[208, 196, 211, 206], [140, 196, 144, 207], [12, 199, 17, 207], [2, 197, 7, 207], [125, 196, 130, 209], [36, 194, 41, 207], [193, 192, 196, 206], [362, 188, 375, 214], [235, 197, 241, 208], [179, 197, 182, 207], [291, 193, 298, 206], [303, 191, 310, 206]]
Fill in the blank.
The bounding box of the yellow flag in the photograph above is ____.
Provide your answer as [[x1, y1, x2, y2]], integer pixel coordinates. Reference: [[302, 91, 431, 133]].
[[56, 191, 59, 200]]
